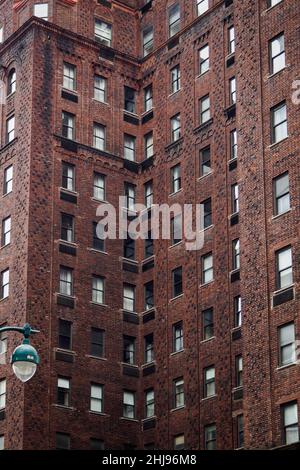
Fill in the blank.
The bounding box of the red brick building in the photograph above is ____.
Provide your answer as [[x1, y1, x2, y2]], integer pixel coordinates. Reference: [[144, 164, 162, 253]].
[[0, 0, 299, 450]]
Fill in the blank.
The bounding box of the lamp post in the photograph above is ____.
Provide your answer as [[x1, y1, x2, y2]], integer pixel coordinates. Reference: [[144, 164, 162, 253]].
[[0, 323, 40, 382]]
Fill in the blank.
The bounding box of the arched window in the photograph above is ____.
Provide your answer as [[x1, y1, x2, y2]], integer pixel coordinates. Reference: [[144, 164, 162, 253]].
[[7, 69, 16, 95]]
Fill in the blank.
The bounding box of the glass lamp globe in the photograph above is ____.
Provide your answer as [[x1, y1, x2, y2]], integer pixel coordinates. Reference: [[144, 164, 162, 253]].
[[11, 341, 40, 383]]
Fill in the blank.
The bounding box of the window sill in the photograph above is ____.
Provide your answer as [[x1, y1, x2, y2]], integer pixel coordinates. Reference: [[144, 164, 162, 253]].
[[271, 208, 292, 221], [169, 241, 183, 249], [2, 191, 12, 199], [91, 197, 109, 204], [121, 362, 138, 368], [273, 284, 294, 296], [89, 411, 109, 417], [196, 69, 210, 80], [52, 404, 75, 411], [122, 309, 138, 315], [141, 361, 156, 369], [168, 89, 182, 99], [87, 248, 108, 255], [141, 108, 154, 117], [55, 348, 76, 356], [267, 66, 288, 80], [170, 349, 184, 357], [142, 416, 157, 422], [269, 136, 289, 149], [170, 406, 185, 413], [200, 336, 216, 344], [169, 293, 184, 303], [200, 280, 214, 288], [201, 394, 217, 402], [0, 297, 9, 304], [120, 417, 139, 423], [0, 243, 10, 250], [90, 301, 109, 308], [169, 188, 183, 198], [86, 355, 107, 362], [123, 110, 139, 118], [276, 362, 297, 372], [60, 187, 78, 196], [141, 307, 156, 316], [92, 98, 110, 107], [197, 171, 213, 181], [58, 239, 77, 247], [56, 293, 75, 300], [142, 255, 155, 264]]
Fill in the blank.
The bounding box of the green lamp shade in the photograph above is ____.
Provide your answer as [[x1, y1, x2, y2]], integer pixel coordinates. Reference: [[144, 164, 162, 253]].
[[11, 342, 40, 383]]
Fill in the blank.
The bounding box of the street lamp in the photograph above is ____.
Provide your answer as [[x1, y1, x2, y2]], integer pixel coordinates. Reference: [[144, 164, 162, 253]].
[[0, 323, 40, 382]]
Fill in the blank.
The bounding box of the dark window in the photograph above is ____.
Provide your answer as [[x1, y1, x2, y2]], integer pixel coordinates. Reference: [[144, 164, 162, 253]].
[[144, 181, 153, 208], [173, 321, 183, 352], [172, 267, 183, 298], [62, 111, 75, 140], [90, 439, 104, 450], [144, 132, 154, 159], [171, 66, 180, 94], [145, 231, 154, 258], [200, 146, 211, 176], [61, 214, 74, 243], [230, 129, 237, 160], [124, 237, 135, 260], [124, 86, 136, 113], [144, 281, 154, 310], [232, 239, 240, 270], [93, 173, 106, 201], [144, 333, 154, 363], [205, 424, 216, 450], [171, 214, 182, 245], [91, 328, 104, 358], [124, 183, 136, 211], [93, 222, 105, 252], [59, 266, 73, 296], [144, 85, 153, 112], [56, 433, 70, 450], [58, 319, 72, 350], [143, 26, 154, 57], [62, 162, 75, 191], [123, 336, 136, 365], [203, 308, 214, 340], [237, 415, 244, 448], [203, 198, 212, 228]]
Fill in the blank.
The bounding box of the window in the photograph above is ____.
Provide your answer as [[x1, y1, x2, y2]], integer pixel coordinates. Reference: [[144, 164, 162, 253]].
[[0, 27, 3, 44], [202, 253, 213, 284], [59, 267, 73, 296], [93, 173, 105, 201], [93, 123, 105, 151], [173, 378, 184, 408], [62, 162, 75, 192], [0, 269, 9, 300], [124, 86, 136, 113], [0, 435, 4, 450], [144, 333, 154, 363], [203, 308, 214, 340], [0, 379, 6, 410], [271, 102, 288, 144], [123, 391, 135, 419], [174, 434, 184, 450], [62, 112, 75, 140], [237, 415, 244, 448], [56, 433, 70, 450], [90, 384, 103, 413], [90, 439, 104, 450], [34, 3, 48, 20], [197, 0, 209, 16], [205, 424, 216, 450], [235, 355, 243, 387], [7, 69, 16, 95], [144, 181, 153, 208], [203, 198, 212, 229], [276, 246, 293, 290], [267, 0, 282, 7], [230, 129, 237, 159], [123, 284, 135, 312], [63, 63, 76, 91], [282, 402, 299, 445], [144, 85, 153, 112], [145, 389, 155, 418], [6, 115, 15, 143], [57, 377, 70, 407], [93, 222, 105, 252], [229, 77, 236, 104], [173, 321, 183, 352], [1, 216, 11, 247], [231, 184, 239, 214], [143, 27, 154, 57], [144, 281, 154, 310], [145, 231, 154, 258], [171, 66, 180, 94], [144, 132, 154, 159], [200, 95, 210, 124], [3, 166, 13, 195], [234, 295, 242, 327], [279, 323, 296, 366], [0, 331, 7, 356], [61, 214, 74, 243], [92, 276, 104, 304], [274, 172, 290, 215], [270, 33, 285, 74], [58, 319, 72, 350], [124, 183, 136, 211], [169, 4, 180, 38], [171, 114, 181, 142], [199, 45, 209, 75], [91, 328, 104, 358], [124, 134, 136, 161], [95, 19, 112, 46], [228, 26, 235, 55], [171, 214, 182, 245], [124, 237, 135, 260], [232, 239, 240, 270], [200, 146, 211, 176], [171, 164, 181, 193], [204, 366, 215, 398], [94, 75, 107, 102], [123, 336, 135, 365], [172, 267, 183, 298]]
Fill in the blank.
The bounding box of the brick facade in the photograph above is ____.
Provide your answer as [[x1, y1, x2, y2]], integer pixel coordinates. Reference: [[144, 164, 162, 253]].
[[0, 0, 299, 450]]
